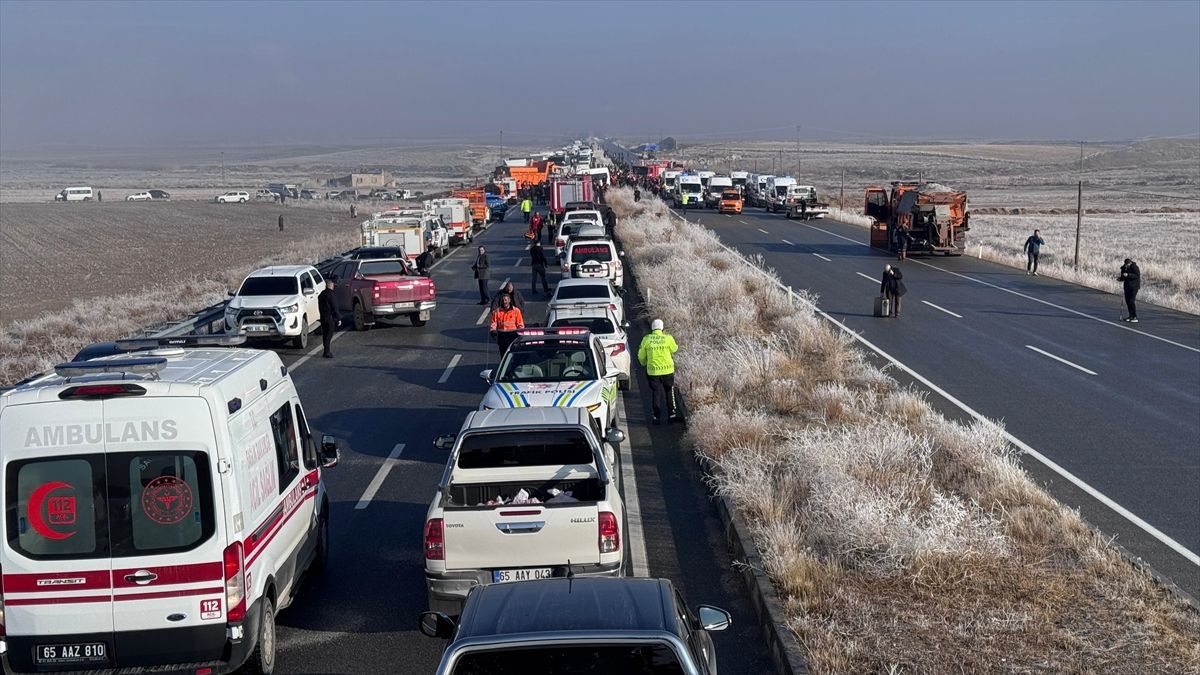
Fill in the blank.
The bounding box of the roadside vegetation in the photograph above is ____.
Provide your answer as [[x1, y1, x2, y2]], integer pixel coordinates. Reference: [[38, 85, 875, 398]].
[[609, 187, 1200, 673], [0, 232, 354, 386]]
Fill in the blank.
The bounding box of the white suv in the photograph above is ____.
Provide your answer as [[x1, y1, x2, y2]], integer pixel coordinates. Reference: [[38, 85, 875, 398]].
[[216, 191, 249, 203], [225, 265, 325, 348]]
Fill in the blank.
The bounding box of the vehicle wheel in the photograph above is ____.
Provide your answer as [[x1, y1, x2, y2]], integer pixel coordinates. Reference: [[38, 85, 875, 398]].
[[310, 508, 329, 574], [243, 597, 276, 674], [292, 319, 309, 349], [410, 313, 427, 327], [240, 198, 247, 203], [352, 302, 370, 331]]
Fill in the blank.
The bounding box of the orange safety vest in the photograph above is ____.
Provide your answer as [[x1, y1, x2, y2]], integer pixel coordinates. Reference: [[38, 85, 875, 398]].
[[490, 307, 524, 332]]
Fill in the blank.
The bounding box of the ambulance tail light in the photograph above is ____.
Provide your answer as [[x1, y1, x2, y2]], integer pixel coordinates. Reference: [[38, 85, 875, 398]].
[[223, 542, 246, 623], [424, 518, 444, 560], [58, 383, 147, 400], [598, 511, 620, 554]]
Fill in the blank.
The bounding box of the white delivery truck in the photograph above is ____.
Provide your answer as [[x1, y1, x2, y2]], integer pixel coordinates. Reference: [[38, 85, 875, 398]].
[[765, 176, 796, 213], [675, 174, 704, 209], [0, 337, 340, 674]]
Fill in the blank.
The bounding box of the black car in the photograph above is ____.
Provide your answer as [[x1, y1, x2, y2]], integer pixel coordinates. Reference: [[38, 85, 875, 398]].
[[148, 189, 170, 200], [420, 577, 731, 675]]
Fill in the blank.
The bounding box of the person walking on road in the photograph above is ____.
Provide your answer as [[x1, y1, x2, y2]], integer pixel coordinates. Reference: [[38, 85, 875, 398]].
[[318, 279, 340, 358], [1119, 258, 1141, 323], [894, 226, 910, 261], [278, 214, 285, 232], [530, 241, 551, 295], [521, 197, 533, 223], [489, 294, 525, 357], [638, 319, 679, 424], [1024, 229, 1044, 275], [491, 280, 526, 312], [97, 190, 103, 203], [880, 264, 906, 318], [350, 203, 357, 219], [416, 246, 435, 277], [472, 246, 491, 305], [530, 211, 543, 239]]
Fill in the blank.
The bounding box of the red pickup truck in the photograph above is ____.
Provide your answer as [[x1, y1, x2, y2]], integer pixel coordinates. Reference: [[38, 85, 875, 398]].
[[325, 256, 437, 328]]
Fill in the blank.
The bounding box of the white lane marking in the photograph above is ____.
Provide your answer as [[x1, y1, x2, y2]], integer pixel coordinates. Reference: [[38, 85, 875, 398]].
[[1026, 345, 1097, 375], [801, 221, 1200, 354], [682, 211, 1200, 567], [812, 253, 832, 262], [780, 238, 794, 245], [355, 443, 405, 510], [290, 330, 346, 372], [616, 396, 649, 577], [437, 353, 462, 384], [856, 272, 877, 283], [738, 219, 749, 225], [757, 228, 769, 234], [475, 277, 510, 324], [922, 300, 963, 319], [513, 258, 523, 268]]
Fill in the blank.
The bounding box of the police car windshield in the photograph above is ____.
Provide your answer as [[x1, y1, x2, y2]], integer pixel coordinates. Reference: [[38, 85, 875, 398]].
[[552, 317, 615, 334], [497, 343, 595, 382], [239, 277, 299, 296]]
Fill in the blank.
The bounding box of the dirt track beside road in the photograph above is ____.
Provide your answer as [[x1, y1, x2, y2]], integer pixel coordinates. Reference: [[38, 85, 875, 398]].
[[0, 200, 357, 325]]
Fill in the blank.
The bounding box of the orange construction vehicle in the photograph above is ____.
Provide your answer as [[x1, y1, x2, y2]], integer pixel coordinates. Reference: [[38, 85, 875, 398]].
[[718, 189, 743, 214], [866, 182, 969, 255], [507, 160, 556, 188], [452, 188, 488, 227]]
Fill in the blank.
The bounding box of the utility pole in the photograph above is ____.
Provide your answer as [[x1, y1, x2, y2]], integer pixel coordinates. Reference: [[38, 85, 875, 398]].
[[220, 151, 225, 186], [777, 150, 783, 175], [1074, 141, 1084, 270], [839, 168, 845, 209], [500, 130, 504, 164], [796, 124, 801, 177]]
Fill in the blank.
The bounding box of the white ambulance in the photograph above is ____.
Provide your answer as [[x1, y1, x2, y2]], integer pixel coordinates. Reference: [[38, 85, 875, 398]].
[[0, 336, 340, 674]]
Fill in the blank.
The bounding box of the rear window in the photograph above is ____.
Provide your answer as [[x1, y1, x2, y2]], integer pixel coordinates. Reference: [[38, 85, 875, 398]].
[[359, 260, 410, 276], [457, 430, 593, 469], [570, 244, 613, 263], [239, 276, 299, 296], [6, 451, 215, 560], [554, 284, 608, 300], [551, 317, 615, 334], [451, 644, 685, 675]]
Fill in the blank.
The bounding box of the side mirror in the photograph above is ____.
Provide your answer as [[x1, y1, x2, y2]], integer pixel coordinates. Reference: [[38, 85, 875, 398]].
[[227, 290, 237, 297], [618, 250, 626, 257], [696, 605, 731, 632], [303, 288, 316, 296], [604, 427, 626, 445], [479, 369, 494, 383], [418, 611, 457, 639], [319, 435, 340, 469], [621, 320, 630, 330], [433, 433, 456, 450]]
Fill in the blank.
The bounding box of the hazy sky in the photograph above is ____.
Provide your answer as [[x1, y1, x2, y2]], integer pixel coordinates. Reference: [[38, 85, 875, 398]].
[[2, 0, 1198, 151]]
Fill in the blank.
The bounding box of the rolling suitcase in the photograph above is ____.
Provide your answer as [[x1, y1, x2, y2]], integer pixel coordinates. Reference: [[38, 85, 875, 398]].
[[874, 296, 890, 317]]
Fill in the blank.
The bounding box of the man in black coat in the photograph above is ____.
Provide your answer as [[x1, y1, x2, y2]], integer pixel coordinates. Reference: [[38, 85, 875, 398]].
[[472, 246, 490, 305], [1119, 258, 1141, 323], [529, 242, 551, 295], [318, 279, 340, 358], [880, 264, 906, 318], [416, 246, 435, 277]]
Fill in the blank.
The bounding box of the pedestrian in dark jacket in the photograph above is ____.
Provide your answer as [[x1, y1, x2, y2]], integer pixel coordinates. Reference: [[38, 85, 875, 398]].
[[491, 280, 526, 312], [530, 242, 551, 294], [472, 246, 490, 305], [1024, 229, 1044, 275], [1119, 258, 1141, 323], [416, 246, 435, 276], [894, 227, 910, 260], [634, 188, 641, 202], [318, 279, 340, 358], [278, 214, 285, 232], [880, 264, 906, 318]]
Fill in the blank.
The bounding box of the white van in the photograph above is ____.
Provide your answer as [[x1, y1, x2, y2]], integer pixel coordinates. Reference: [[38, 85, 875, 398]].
[[0, 336, 339, 674], [54, 187, 93, 202]]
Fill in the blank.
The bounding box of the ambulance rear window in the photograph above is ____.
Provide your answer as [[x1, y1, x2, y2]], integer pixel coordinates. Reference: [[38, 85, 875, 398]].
[[7, 457, 106, 559], [110, 452, 214, 555]]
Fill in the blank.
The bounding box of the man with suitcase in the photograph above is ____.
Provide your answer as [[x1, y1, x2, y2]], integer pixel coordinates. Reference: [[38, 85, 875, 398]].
[[638, 319, 679, 425], [879, 264, 906, 318]]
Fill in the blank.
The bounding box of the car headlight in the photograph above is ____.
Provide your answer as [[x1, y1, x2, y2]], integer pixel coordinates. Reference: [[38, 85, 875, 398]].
[[281, 303, 300, 314]]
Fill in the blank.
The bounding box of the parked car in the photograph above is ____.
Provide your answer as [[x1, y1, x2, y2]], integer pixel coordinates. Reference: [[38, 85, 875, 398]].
[[253, 189, 278, 202], [54, 186, 93, 201], [216, 191, 249, 203], [125, 189, 170, 202], [562, 239, 625, 287], [324, 256, 437, 329], [420, 577, 731, 675], [326, 190, 343, 200], [547, 304, 631, 389], [548, 278, 626, 325], [301, 189, 322, 199], [125, 191, 153, 201], [224, 265, 325, 348]]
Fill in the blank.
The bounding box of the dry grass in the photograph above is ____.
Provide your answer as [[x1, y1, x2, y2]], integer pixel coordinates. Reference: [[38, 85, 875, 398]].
[[609, 186, 1200, 674], [0, 231, 354, 386]]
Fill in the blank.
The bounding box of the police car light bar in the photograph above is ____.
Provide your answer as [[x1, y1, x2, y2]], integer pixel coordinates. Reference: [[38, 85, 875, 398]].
[[516, 327, 589, 337], [114, 334, 246, 351], [54, 356, 169, 379]]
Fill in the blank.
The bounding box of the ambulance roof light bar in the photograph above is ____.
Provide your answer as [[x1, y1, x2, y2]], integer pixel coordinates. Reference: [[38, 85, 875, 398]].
[[114, 334, 246, 351], [54, 357, 169, 380]]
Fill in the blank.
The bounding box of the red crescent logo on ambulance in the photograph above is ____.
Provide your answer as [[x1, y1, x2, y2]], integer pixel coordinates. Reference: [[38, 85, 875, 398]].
[[27, 481, 76, 540]]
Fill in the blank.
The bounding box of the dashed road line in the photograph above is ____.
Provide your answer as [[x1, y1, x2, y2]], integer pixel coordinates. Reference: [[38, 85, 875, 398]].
[[922, 300, 963, 318], [812, 253, 832, 262], [780, 238, 794, 245], [1026, 345, 1097, 375], [856, 272, 877, 283], [355, 443, 406, 510], [475, 277, 510, 324], [757, 228, 769, 234], [437, 354, 462, 384]]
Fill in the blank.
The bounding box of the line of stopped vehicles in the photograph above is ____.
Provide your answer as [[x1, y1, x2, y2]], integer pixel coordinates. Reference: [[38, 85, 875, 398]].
[[0, 166, 734, 675]]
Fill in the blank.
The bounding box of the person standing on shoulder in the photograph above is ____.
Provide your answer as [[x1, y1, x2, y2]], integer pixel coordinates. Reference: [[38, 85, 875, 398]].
[[416, 245, 435, 277], [318, 278, 340, 358], [638, 319, 679, 424], [1024, 229, 1044, 275], [521, 197, 533, 223], [489, 294, 525, 356], [880, 264, 906, 318], [529, 241, 551, 295], [1119, 258, 1141, 323], [472, 245, 491, 305]]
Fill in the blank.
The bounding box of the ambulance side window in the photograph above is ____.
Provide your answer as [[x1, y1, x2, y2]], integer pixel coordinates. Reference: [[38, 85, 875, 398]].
[[6, 456, 107, 559], [270, 403, 300, 491], [294, 403, 318, 470]]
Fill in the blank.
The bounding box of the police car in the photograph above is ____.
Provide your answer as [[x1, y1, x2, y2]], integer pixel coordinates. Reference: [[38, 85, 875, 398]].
[[0, 336, 340, 674], [479, 328, 623, 437], [546, 305, 631, 391]]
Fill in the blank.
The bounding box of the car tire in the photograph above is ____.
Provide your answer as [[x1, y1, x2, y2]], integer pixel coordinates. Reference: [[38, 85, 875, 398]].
[[240, 198, 247, 203], [292, 319, 309, 349], [310, 507, 330, 574], [352, 302, 370, 331], [243, 597, 276, 675], [410, 313, 427, 327]]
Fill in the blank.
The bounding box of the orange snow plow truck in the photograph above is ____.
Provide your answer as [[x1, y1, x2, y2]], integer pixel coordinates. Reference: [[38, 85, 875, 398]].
[[866, 182, 969, 256]]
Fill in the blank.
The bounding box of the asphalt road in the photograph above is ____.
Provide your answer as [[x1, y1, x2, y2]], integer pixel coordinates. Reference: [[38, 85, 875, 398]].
[[257, 210, 774, 674], [675, 202, 1200, 599]]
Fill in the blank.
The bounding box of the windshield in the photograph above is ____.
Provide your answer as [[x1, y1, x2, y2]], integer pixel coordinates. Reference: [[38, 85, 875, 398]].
[[239, 276, 299, 296], [359, 260, 409, 276], [570, 244, 613, 263], [775, 186, 789, 196], [682, 183, 702, 194], [559, 222, 581, 237], [497, 342, 595, 382], [552, 316, 616, 334], [451, 644, 685, 675], [458, 430, 593, 469], [732, 178, 747, 186], [554, 284, 609, 300], [722, 191, 741, 200]]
